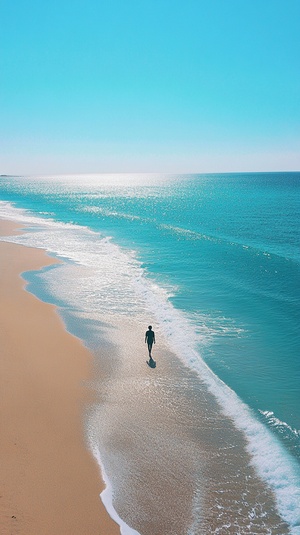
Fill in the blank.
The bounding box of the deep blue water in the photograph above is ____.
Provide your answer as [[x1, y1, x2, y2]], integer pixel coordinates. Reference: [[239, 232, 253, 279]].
[[0, 172, 299, 531]]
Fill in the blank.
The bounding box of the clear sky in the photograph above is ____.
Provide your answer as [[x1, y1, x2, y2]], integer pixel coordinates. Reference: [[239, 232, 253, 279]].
[[0, 0, 299, 175]]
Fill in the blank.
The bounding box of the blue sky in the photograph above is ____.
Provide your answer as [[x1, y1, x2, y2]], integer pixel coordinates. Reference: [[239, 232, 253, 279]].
[[0, 0, 299, 174]]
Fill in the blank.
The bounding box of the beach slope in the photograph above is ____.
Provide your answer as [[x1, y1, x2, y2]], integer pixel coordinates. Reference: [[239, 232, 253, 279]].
[[0, 221, 119, 535]]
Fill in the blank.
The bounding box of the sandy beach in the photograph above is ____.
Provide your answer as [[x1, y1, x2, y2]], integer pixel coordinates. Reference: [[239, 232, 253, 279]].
[[0, 220, 119, 535]]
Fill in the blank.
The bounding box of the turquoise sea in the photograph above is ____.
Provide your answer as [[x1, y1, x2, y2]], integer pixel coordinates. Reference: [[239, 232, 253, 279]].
[[0, 172, 299, 534]]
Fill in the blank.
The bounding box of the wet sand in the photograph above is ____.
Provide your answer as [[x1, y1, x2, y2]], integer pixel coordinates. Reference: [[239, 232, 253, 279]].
[[89, 315, 290, 534], [0, 220, 119, 535]]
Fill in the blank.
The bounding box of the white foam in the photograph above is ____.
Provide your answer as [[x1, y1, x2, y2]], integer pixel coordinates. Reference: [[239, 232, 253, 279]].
[[0, 200, 86, 231], [259, 410, 300, 439], [92, 445, 141, 535], [0, 201, 146, 316]]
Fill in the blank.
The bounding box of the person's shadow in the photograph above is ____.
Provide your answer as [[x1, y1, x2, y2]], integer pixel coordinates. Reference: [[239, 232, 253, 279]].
[[147, 357, 156, 369]]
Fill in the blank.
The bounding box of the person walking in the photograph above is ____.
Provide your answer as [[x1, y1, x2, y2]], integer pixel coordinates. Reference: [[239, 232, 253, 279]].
[[145, 325, 155, 359]]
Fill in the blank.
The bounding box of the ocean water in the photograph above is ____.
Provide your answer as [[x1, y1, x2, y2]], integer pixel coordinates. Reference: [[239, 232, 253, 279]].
[[0, 172, 299, 534]]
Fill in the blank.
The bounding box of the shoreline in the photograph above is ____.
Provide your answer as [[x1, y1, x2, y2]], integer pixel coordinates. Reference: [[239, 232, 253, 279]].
[[0, 217, 293, 534], [0, 220, 120, 535]]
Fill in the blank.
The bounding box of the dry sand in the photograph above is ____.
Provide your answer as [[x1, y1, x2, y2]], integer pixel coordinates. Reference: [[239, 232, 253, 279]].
[[0, 220, 119, 534]]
